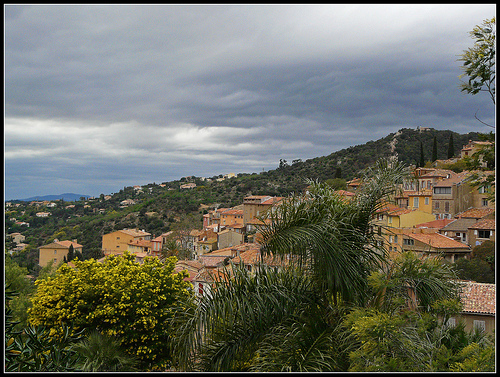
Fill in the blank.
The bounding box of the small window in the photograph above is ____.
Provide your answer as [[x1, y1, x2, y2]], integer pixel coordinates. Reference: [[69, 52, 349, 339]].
[[394, 235, 398, 243], [473, 320, 486, 332], [444, 202, 450, 212], [482, 198, 489, 207], [425, 197, 429, 205], [388, 216, 392, 224], [478, 230, 491, 239], [117, 236, 120, 240], [403, 238, 414, 246], [414, 197, 419, 208], [434, 202, 440, 209], [54, 250, 57, 255], [447, 317, 456, 328]]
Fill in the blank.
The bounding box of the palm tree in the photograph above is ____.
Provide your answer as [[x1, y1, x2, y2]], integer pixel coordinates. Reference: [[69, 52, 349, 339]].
[[170, 158, 411, 371], [72, 331, 138, 372]]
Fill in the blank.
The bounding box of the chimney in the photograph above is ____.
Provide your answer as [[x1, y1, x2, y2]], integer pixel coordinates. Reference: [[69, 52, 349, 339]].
[[73, 239, 77, 243]]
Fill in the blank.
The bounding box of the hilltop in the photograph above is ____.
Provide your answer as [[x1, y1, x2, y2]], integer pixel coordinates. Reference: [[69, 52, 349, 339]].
[[5, 127, 485, 275]]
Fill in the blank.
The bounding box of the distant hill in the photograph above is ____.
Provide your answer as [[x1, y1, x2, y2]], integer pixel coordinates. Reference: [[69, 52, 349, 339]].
[[15, 193, 91, 202]]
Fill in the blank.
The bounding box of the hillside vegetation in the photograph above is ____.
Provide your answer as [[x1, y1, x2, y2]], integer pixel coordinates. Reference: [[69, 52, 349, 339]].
[[5, 127, 482, 275]]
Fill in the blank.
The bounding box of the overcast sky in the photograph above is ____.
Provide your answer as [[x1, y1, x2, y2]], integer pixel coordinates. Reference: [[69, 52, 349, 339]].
[[4, 4, 496, 200]]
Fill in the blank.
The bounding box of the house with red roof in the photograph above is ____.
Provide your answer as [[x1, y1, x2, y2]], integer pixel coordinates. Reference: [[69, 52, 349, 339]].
[[39, 239, 83, 267], [402, 232, 471, 263], [468, 219, 495, 247], [449, 281, 496, 335]]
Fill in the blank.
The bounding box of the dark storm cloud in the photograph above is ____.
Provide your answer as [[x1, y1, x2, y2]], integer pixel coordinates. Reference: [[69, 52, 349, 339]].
[[4, 4, 496, 200]]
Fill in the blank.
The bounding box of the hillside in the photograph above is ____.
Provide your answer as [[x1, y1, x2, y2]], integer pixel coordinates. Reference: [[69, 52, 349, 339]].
[[5, 127, 484, 275]]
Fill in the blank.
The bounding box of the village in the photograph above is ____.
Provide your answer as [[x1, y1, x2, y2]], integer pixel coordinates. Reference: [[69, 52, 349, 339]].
[[7, 139, 490, 339]]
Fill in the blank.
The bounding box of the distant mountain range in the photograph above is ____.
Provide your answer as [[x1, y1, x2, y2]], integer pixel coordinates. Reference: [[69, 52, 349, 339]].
[[13, 193, 91, 202]]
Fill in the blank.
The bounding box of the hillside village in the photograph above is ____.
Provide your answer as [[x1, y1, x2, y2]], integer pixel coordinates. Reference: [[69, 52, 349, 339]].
[[6, 139, 495, 338], [6, 137, 496, 339]]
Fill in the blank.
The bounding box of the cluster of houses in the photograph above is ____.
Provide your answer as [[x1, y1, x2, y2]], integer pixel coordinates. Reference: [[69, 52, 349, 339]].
[[25, 139, 497, 335]]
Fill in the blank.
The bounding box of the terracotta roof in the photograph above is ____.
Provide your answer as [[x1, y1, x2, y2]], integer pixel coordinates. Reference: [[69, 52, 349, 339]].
[[119, 229, 151, 237], [261, 197, 284, 205], [468, 219, 495, 230], [418, 169, 455, 178], [40, 240, 83, 249], [433, 171, 470, 187], [414, 219, 454, 229], [407, 233, 470, 250], [459, 281, 495, 315], [198, 255, 230, 268], [221, 209, 243, 215], [335, 190, 355, 197], [376, 203, 401, 213], [455, 208, 495, 219], [128, 239, 152, 247], [388, 208, 415, 216]]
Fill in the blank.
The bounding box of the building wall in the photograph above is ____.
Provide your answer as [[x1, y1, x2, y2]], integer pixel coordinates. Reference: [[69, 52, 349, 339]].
[[399, 211, 436, 228], [102, 230, 149, 255], [39, 244, 83, 267], [467, 228, 496, 248], [451, 313, 495, 335], [218, 230, 244, 250]]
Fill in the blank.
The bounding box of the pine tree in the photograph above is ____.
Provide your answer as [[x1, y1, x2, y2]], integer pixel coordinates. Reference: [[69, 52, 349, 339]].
[[67, 244, 75, 262], [418, 141, 425, 167], [447, 133, 455, 159], [432, 136, 438, 162], [334, 167, 342, 179]]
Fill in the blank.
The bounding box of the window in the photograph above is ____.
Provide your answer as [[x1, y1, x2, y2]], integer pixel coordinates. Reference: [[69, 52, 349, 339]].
[[403, 238, 414, 246], [447, 317, 456, 328], [478, 230, 491, 239], [434, 187, 451, 194], [473, 320, 486, 332], [117, 236, 120, 240], [394, 235, 398, 243], [482, 198, 489, 206], [54, 250, 57, 255], [414, 197, 419, 208], [388, 216, 392, 224], [444, 202, 450, 212], [389, 235, 393, 243], [434, 202, 440, 209], [427, 180, 431, 189], [425, 197, 429, 205]]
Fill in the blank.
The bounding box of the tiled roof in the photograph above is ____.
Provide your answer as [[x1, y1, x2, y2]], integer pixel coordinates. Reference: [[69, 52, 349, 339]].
[[433, 171, 470, 187], [419, 169, 455, 178], [376, 203, 400, 213], [459, 281, 495, 315], [198, 255, 230, 268], [388, 208, 415, 216], [440, 218, 478, 232], [414, 219, 454, 229], [128, 239, 152, 247], [408, 233, 470, 249], [455, 208, 495, 219], [57, 240, 83, 248], [261, 197, 284, 205], [469, 219, 495, 230], [222, 209, 243, 215], [40, 240, 83, 249], [119, 229, 151, 237]]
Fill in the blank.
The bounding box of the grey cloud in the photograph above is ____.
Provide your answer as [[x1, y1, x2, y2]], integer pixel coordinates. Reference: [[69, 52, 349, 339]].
[[4, 4, 496, 200]]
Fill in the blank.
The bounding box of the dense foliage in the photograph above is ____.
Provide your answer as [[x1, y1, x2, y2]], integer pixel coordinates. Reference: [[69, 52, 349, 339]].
[[27, 253, 193, 370]]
